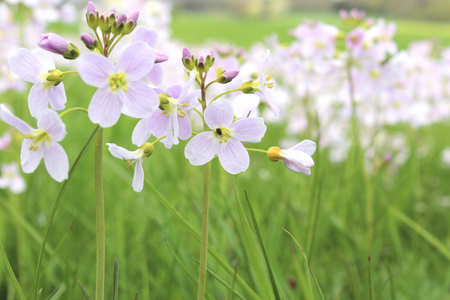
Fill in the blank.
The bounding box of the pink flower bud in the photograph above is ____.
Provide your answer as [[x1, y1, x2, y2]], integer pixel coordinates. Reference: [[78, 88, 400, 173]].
[[81, 32, 95, 49], [128, 11, 139, 24], [182, 47, 192, 60], [155, 52, 169, 63], [86, 1, 96, 15], [38, 33, 69, 54], [116, 13, 127, 24]]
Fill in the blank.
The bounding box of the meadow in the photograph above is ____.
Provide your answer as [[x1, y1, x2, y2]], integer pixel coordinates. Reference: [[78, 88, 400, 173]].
[[0, 6, 450, 300]]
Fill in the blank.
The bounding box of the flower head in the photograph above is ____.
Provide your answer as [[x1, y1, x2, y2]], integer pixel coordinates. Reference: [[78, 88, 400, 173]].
[[185, 98, 266, 174], [0, 105, 68, 182], [267, 140, 316, 175], [9, 48, 67, 117], [258, 50, 279, 117], [0, 162, 26, 194], [107, 142, 154, 192], [77, 41, 159, 127]]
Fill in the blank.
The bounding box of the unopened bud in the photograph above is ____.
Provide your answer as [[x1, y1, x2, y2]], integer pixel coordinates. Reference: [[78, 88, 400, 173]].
[[182, 47, 194, 70], [46, 69, 64, 82], [155, 52, 169, 63], [196, 56, 207, 73], [241, 81, 255, 93], [81, 32, 96, 50], [111, 13, 126, 35], [217, 69, 239, 84], [206, 50, 215, 68], [141, 142, 154, 158], [86, 2, 98, 29], [123, 11, 139, 35], [38, 33, 69, 54], [99, 13, 111, 33], [267, 146, 282, 162]]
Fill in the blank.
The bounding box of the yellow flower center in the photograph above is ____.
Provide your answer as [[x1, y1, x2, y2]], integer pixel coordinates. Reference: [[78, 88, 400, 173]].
[[25, 129, 50, 151], [214, 127, 232, 143], [158, 93, 188, 118], [108, 72, 128, 92]]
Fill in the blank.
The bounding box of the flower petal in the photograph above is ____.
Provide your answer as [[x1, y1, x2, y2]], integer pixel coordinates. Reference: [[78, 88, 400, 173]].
[[121, 81, 158, 118], [281, 150, 314, 168], [217, 138, 249, 174], [0, 104, 33, 134], [283, 161, 311, 175], [48, 83, 67, 111], [21, 139, 44, 173], [132, 118, 152, 146], [132, 26, 158, 47], [88, 88, 123, 127], [231, 94, 260, 118], [31, 48, 55, 71], [43, 142, 68, 182], [290, 140, 316, 156], [204, 98, 234, 129], [37, 109, 66, 142], [107, 143, 139, 160], [9, 48, 41, 83], [28, 83, 50, 117], [148, 109, 170, 138], [77, 52, 112, 88], [145, 64, 163, 85], [229, 117, 266, 142], [117, 41, 155, 81], [132, 160, 144, 192], [179, 70, 197, 98], [184, 131, 219, 166], [178, 115, 192, 140], [167, 85, 182, 99], [180, 90, 200, 109]]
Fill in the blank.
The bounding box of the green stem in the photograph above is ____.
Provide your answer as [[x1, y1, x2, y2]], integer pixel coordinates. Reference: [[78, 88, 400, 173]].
[[59, 107, 88, 118], [107, 34, 125, 57], [0, 243, 26, 300], [211, 88, 241, 102], [61, 70, 79, 76], [33, 125, 101, 299], [94, 128, 105, 300], [246, 148, 267, 154]]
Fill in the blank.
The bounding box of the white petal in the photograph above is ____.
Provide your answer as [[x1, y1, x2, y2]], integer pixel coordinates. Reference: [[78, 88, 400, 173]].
[[0, 104, 33, 134], [145, 64, 163, 85], [217, 139, 249, 174], [283, 161, 311, 175], [281, 150, 314, 168], [204, 98, 234, 129], [122, 81, 158, 118], [147, 109, 170, 138], [9, 48, 41, 83], [48, 83, 67, 111], [229, 117, 266, 142], [88, 88, 123, 127], [132, 26, 158, 47], [184, 131, 219, 166], [231, 94, 260, 119], [178, 115, 192, 140], [132, 160, 145, 192], [28, 83, 50, 117], [21, 139, 44, 173], [132, 118, 152, 146], [117, 42, 155, 81], [31, 48, 55, 71], [37, 109, 66, 142], [43, 143, 69, 182], [290, 140, 316, 156], [77, 52, 112, 88], [179, 70, 197, 98], [107, 143, 139, 160]]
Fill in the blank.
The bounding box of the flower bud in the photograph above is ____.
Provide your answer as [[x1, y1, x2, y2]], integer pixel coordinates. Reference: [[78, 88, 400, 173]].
[[206, 50, 215, 68], [81, 32, 96, 50], [46, 69, 64, 85], [140, 142, 154, 158], [38, 33, 69, 54], [267, 146, 281, 162], [241, 81, 256, 93], [196, 56, 206, 73], [182, 47, 194, 70], [109, 8, 117, 23], [63, 43, 80, 60], [86, 1, 98, 29], [111, 13, 126, 35], [217, 69, 239, 84], [123, 11, 139, 35], [155, 52, 169, 63], [99, 13, 111, 33]]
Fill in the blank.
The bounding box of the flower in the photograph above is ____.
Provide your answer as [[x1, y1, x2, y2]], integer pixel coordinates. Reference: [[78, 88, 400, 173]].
[[267, 140, 316, 175], [77, 41, 159, 127], [132, 70, 199, 148], [9, 48, 67, 117], [107, 142, 154, 192], [185, 98, 266, 174], [38, 33, 69, 55], [258, 50, 280, 117], [0, 162, 26, 194], [0, 132, 12, 150], [0, 105, 69, 182]]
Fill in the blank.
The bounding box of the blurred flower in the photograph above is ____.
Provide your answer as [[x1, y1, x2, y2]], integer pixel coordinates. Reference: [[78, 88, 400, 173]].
[[0, 162, 26, 194], [267, 140, 316, 175]]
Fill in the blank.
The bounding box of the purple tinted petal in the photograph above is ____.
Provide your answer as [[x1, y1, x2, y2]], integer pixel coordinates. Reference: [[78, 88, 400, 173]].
[[179, 70, 197, 97], [88, 88, 123, 127], [171, 112, 180, 146], [262, 88, 280, 117], [184, 131, 219, 166], [37, 109, 66, 142], [43, 142, 68, 181], [132, 160, 144, 192], [48, 83, 67, 111], [9, 48, 41, 83], [28, 83, 49, 118], [145, 64, 163, 85], [283, 161, 311, 175], [231, 94, 260, 118], [0, 105, 33, 134], [180, 90, 200, 109], [77, 52, 112, 88], [167, 85, 182, 99], [31, 48, 56, 72], [122, 81, 158, 118], [290, 140, 316, 156], [132, 118, 152, 146], [132, 26, 158, 47], [117, 42, 155, 81], [147, 109, 170, 138], [178, 115, 192, 140], [21, 139, 44, 173], [217, 138, 249, 174], [204, 98, 234, 129], [107, 143, 138, 160], [229, 117, 266, 142]]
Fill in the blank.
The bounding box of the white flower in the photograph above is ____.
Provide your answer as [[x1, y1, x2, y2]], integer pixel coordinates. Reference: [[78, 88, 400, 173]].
[[267, 140, 316, 175]]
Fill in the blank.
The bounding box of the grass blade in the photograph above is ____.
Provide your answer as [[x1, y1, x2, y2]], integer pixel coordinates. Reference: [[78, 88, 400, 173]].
[[233, 176, 273, 299], [112, 257, 119, 300], [243, 190, 281, 299], [77, 281, 93, 300], [227, 259, 239, 300], [368, 256, 374, 300], [389, 207, 450, 260], [0, 242, 26, 300], [309, 270, 324, 300]]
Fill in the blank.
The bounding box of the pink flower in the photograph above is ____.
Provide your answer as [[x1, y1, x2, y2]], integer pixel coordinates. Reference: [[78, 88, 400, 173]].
[[0, 162, 26, 194], [258, 50, 280, 117], [267, 140, 316, 175], [77, 41, 158, 127], [9, 48, 67, 117], [0, 105, 69, 182], [185, 98, 266, 174], [0, 132, 12, 151], [132, 71, 199, 148]]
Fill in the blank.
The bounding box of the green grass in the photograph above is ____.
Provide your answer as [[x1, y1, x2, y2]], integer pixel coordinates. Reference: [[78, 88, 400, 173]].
[[0, 10, 450, 300]]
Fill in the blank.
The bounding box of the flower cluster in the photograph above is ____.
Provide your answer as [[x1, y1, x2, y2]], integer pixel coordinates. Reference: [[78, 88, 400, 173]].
[[0, 1, 315, 192]]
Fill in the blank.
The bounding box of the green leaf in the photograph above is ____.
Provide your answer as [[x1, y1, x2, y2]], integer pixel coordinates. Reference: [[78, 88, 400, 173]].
[[112, 257, 119, 300], [77, 281, 93, 300], [0, 242, 26, 300]]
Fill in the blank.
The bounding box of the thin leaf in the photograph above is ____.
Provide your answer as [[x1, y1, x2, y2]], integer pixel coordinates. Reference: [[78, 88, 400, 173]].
[[133, 291, 139, 300], [233, 176, 273, 300], [227, 259, 240, 300], [0, 242, 26, 300], [368, 256, 374, 300], [309, 270, 324, 300], [112, 257, 119, 300], [77, 281, 93, 300], [45, 284, 66, 300], [244, 190, 281, 300]]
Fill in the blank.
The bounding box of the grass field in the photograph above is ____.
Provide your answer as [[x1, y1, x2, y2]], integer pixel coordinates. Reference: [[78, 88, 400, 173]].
[[0, 9, 449, 300]]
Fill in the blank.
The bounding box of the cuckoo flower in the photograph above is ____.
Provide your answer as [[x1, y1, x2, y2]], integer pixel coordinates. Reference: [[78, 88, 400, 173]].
[[107, 142, 154, 192], [77, 41, 158, 127], [9, 48, 67, 117], [0, 105, 68, 182], [133, 71, 199, 148], [258, 50, 280, 117], [267, 140, 316, 175], [0, 162, 26, 194], [185, 98, 267, 174]]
